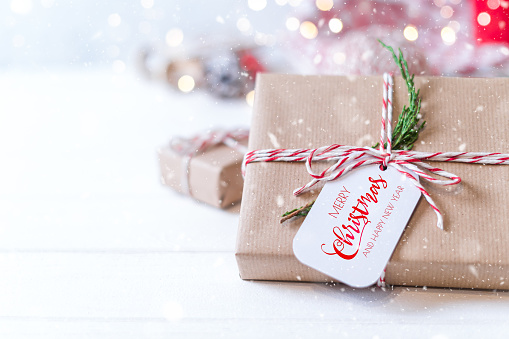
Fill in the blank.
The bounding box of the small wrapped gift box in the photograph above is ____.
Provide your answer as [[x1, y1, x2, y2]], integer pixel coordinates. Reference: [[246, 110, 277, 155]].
[[236, 73, 509, 289], [159, 128, 248, 208]]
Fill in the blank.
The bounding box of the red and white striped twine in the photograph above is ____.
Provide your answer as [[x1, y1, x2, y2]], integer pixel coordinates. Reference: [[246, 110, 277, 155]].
[[242, 73, 509, 230], [377, 269, 386, 289], [170, 127, 249, 195]]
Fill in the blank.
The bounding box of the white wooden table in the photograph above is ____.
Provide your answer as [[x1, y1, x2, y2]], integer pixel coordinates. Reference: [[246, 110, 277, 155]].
[[1, 70, 508, 338]]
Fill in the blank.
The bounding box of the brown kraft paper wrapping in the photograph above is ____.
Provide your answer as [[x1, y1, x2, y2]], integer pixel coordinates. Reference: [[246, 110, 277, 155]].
[[236, 73, 509, 289], [159, 143, 245, 208]]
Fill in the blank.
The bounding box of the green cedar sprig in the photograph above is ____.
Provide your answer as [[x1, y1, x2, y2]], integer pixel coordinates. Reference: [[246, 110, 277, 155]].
[[281, 41, 425, 223], [377, 40, 425, 151], [280, 200, 315, 224]]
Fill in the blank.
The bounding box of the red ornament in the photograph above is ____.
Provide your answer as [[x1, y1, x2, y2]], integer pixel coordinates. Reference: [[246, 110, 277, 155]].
[[238, 51, 265, 80]]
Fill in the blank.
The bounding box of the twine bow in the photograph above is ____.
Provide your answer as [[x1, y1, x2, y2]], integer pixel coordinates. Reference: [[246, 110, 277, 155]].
[[171, 127, 249, 195]]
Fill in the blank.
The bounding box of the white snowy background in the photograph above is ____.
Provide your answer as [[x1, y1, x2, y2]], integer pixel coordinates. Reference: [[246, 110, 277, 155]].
[[1, 1, 509, 338], [0, 0, 294, 70]]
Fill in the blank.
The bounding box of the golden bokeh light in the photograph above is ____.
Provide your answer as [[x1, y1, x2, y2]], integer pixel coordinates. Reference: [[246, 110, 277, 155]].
[[441, 26, 456, 45], [178, 75, 195, 93], [328, 18, 343, 33], [246, 90, 255, 107], [300, 21, 318, 40], [403, 25, 418, 41], [316, 0, 333, 11]]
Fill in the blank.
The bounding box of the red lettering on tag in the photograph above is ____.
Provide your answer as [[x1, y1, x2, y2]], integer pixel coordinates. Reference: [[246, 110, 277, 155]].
[[321, 175, 387, 260]]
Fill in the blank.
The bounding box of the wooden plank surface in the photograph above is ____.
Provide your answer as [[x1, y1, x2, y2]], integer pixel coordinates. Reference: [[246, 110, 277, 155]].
[[0, 252, 507, 338]]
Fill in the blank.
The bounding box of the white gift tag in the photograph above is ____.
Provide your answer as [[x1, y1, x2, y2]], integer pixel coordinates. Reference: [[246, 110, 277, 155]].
[[293, 165, 421, 288]]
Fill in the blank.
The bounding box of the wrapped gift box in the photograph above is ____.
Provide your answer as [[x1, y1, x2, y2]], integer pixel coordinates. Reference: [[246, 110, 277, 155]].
[[236, 73, 509, 289], [159, 134, 246, 208]]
